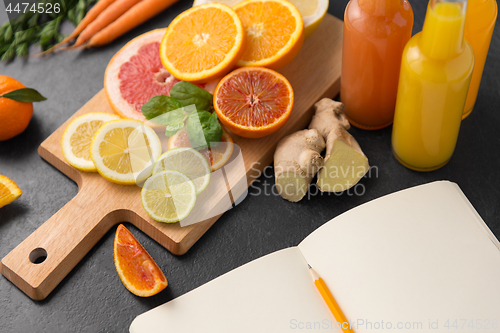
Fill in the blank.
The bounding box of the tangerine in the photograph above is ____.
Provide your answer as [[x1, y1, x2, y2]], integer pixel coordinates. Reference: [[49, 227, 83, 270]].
[[0, 75, 33, 141]]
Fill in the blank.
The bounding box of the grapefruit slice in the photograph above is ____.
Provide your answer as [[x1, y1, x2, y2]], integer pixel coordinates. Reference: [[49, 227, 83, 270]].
[[214, 67, 294, 138], [168, 127, 234, 171], [104, 29, 218, 123], [114, 224, 168, 297]]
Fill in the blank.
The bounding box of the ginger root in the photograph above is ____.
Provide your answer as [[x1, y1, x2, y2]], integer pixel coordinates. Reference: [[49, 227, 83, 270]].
[[274, 129, 326, 202], [309, 98, 369, 192]]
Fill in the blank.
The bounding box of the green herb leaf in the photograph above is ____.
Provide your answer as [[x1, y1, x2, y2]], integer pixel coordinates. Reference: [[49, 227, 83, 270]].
[[0, 44, 10, 57], [4, 24, 13, 43], [170, 81, 214, 112], [68, 8, 78, 26], [144, 107, 187, 136], [15, 43, 28, 57], [150, 107, 185, 124], [165, 122, 186, 137], [141, 95, 183, 120], [1, 88, 47, 102], [0, 23, 7, 39], [28, 14, 41, 28], [76, 0, 87, 24], [186, 111, 223, 149], [1, 46, 15, 62]]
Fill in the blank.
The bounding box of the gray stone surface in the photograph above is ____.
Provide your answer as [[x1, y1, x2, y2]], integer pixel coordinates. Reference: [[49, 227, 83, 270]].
[[1, 0, 499, 332]]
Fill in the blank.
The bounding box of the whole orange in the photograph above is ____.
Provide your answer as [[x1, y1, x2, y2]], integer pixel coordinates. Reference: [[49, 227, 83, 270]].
[[0, 75, 33, 141]]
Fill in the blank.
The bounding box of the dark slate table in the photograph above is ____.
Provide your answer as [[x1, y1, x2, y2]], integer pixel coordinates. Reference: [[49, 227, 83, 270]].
[[1, 1, 499, 332]]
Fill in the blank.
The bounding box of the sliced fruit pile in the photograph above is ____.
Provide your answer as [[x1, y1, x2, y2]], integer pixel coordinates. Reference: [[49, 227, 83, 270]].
[[104, 29, 218, 123], [141, 147, 211, 223], [0, 175, 22, 209], [160, 0, 305, 82], [114, 224, 168, 297], [62, 113, 163, 187], [61, 112, 120, 172], [192, 0, 328, 38]]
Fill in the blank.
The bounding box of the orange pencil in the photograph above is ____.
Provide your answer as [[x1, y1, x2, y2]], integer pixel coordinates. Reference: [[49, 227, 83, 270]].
[[309, 265, 355, 333]]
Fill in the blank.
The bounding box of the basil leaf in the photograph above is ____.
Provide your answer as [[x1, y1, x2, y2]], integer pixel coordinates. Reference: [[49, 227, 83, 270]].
[[1, 88, 46, 102], [165, 122, 185, 137], [170, 81, 214, 112], [150, 108, 187, 137], [206, 111, 223, 147], [141, 95, 183, 120], [186, 111, 223, 149]]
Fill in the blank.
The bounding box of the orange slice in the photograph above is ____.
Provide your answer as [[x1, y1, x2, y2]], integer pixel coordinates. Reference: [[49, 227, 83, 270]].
[[0, 175, 22, 209], [233, 0, 305, 69], [214, 67, 294, 138], [167, 127, 234, 171], [114, 224, 168, 297], [160, 3, 245, 83]]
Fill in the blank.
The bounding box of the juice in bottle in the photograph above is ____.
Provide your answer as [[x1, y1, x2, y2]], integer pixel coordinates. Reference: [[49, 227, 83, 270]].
[[463, 0, 497, 118], [392, 0, 474, 171], [341, 0, 413, 130]]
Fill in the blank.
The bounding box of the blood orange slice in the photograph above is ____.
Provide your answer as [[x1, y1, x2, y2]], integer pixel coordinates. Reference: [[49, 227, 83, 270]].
[[114, 224, 168, 297], [168, 127, 234, 171], [105, 29, 218, 123], [214, 67, 294, 138]]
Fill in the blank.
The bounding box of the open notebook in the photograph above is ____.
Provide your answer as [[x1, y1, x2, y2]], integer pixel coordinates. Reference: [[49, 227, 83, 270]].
[[130, 181, 500, 333]]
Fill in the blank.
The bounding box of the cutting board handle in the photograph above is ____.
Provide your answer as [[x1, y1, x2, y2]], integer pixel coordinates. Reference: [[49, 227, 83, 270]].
[[1, 190, 118, 300]]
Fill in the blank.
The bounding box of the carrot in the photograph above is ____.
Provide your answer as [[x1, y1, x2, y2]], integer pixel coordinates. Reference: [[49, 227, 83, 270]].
[[54, 0, 117, 49], [86, 0, 180, 47], [72, 0, 144, 48]]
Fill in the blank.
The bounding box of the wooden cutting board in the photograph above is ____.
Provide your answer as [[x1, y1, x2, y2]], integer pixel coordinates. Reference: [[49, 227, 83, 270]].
[[1, 14, 343, 301]]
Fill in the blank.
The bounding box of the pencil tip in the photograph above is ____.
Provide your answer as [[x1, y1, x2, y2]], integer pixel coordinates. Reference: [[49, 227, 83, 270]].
[[308, 264, 312, 269]]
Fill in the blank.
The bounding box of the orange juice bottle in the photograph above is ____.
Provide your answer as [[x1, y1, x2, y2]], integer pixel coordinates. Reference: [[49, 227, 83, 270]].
[[463, 0, 497, 118], [341, 0, 413, 130], [392, 0, 474, 171]]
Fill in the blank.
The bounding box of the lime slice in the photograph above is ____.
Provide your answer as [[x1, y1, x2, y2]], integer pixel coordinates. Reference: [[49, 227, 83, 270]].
[[153, 148, 211, 195], [141, 170, 197, 223]]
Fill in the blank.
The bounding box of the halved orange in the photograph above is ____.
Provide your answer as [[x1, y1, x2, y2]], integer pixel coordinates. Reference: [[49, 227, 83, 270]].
[[0, 175, 22, 209], [233, 0, 305, 69], [167, 127, 234, 171], [160, 3, 245, 83], [214, 67, 294, 138], [114, 224, 168, 297]]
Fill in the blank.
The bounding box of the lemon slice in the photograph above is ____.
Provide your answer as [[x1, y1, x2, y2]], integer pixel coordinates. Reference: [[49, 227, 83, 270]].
[[0, 175, 22, 208], [90, 119, 162, 185], [141, 170, 197, 223], [61, 112, 120, 172], [192, 0, 328, 38], [153, 148, 210, 195]]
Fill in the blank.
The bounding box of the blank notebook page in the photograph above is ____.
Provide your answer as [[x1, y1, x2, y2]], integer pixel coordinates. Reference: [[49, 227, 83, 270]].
[[129, 247, 336, 333], [299, 181, 500, 332]]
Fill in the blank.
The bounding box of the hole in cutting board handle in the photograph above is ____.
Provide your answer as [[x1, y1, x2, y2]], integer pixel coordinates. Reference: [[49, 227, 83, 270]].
[[29, 248, 47, 264]]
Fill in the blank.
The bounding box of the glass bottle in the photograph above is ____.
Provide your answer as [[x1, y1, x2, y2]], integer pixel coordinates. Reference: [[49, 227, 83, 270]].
[[341, 0, 414, 130], [462, 0, 497, 118], [392, 0, 474, 171]]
